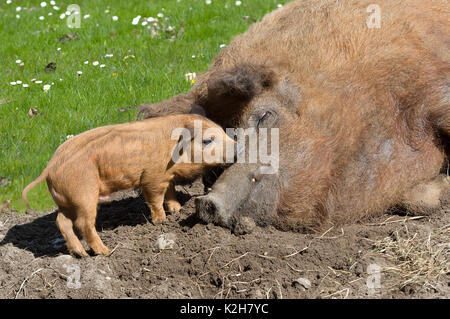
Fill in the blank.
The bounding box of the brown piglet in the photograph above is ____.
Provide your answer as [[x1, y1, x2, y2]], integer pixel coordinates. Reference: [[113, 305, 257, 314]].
[[22, 114, 236, 257]]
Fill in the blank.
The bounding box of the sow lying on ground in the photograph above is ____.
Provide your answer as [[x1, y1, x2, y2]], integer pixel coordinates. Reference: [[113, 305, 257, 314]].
[[140, 0, 450, 232]]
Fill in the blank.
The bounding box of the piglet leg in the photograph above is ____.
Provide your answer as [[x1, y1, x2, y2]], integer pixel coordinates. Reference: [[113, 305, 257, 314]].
[[165, 182, 181, 214], [142, 183, 169, 224]]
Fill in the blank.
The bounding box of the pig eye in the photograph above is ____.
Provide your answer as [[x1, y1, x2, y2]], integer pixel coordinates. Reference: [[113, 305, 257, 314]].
[[256, 110, 277, 128]]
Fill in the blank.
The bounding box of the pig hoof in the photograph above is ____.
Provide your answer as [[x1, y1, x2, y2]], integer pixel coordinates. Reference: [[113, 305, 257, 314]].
[[233, 216, 256, 235], [166, 201, 182, 214], [152, 215, 166, 225]]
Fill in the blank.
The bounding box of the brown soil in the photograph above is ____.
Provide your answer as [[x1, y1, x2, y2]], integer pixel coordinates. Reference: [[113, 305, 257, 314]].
[[0, 179, 448, 299]]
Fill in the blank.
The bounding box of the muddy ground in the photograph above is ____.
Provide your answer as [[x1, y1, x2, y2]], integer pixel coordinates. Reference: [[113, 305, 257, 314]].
[[0, 179, 448, 299]]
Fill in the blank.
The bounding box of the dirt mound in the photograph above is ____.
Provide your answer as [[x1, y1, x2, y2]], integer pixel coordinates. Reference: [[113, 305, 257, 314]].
[[0, 179, 448, 299]]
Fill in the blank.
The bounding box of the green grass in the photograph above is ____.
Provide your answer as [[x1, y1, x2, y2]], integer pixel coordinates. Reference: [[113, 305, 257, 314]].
[[0, 0, 286, 211]]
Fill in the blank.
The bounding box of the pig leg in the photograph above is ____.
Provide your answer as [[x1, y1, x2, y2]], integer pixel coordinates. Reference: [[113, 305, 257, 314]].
[[401, 174, 450, 215], [165, 182, 181, 214], [142, 182, 169, 224], [56, 209, 88, 257]]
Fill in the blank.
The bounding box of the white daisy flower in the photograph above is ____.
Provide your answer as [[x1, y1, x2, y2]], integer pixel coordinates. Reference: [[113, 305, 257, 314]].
[[184, 72, 197, 82], [84, 14, 90, 19], [66, 134, 74, 140], [147, 17, 156, 23], [235, 1, 242, 6], [10, 82, 17, 86], [48, 12, 53, 16], [59, 13, 66, 19], [22, 84, 29, 88], [50, 1, 56, 5], [219, 44, 226, 48], [57, 47, 61, 51], [112, 16, 118, 21], [132, 16, 141, 25], [53, 6, 60, 10], [16, 80, 22, 84], [192, 55, 196, 59], [277, 4, 282, 8], [15, 59, 22, 64], [6, 0, 12, 4], [43, 84, 51, 92], [84, 60, 89, 64], [206, 0, 212, 4], [16, 15, 20, 19], [39, 16, 45, 20], [77, 71, 82, 75], [16, 6, 22, 12], [100, 64, 105, 68], [40, 2, 47, 7], [35, 80, 43, 84], [105, 54, 113, 58], [31, 78, 37, 82], [157, 13, 164, 18], [92, 61, 99, 66], [142, 21, 148, 26], [104, 9, 110, 13]]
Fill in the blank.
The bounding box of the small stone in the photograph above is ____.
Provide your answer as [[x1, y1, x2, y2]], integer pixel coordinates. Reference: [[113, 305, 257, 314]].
[[293, 277, 311, 289], [155, 233, 176, 250]]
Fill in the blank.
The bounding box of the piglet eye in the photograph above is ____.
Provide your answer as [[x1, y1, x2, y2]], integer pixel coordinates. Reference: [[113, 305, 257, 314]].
[[203, 136, 215, 145]]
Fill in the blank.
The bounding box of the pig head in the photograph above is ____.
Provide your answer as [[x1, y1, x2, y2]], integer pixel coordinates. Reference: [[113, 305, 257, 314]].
[[139, 0, 450, 233]]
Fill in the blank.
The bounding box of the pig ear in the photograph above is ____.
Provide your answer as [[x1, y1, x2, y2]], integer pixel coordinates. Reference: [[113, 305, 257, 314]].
[[189, 104, 206, 117], [137, 93, 195, 120], [207, 64, 274, 100]]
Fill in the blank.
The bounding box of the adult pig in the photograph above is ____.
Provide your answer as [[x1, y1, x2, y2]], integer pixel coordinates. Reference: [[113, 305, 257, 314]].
[[139, 0, 450, 232]]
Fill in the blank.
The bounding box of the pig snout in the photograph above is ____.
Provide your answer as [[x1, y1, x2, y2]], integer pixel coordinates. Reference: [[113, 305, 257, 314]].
[[196, 163, 280, 234], [195, 194, 231, 227], [195, 194, 256, 234]]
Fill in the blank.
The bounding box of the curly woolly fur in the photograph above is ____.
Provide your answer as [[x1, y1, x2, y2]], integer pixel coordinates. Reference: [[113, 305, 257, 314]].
[[139, 0, 449, 231]]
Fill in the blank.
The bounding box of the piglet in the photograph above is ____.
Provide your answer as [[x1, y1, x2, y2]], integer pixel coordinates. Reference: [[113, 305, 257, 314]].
[[22, 114, 235, 257]]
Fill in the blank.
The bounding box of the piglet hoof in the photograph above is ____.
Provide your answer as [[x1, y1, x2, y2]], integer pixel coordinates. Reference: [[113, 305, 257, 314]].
[[151, 214, 167, 225], [70, 248, 89, 258], [166, 201, 182, 214], [94, 245, 111, 256]]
